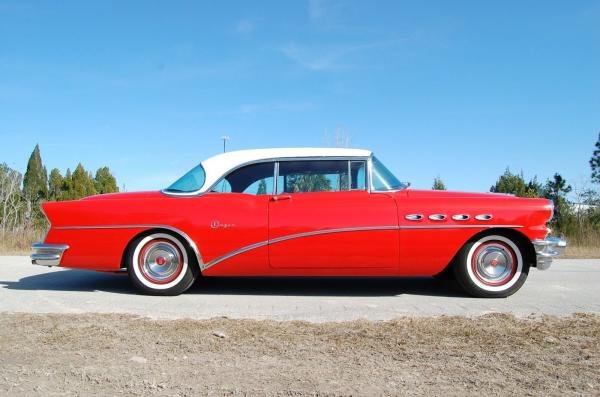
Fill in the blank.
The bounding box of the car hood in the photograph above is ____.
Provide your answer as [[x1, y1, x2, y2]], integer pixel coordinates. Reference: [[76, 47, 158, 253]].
[[404, 189, 516, 200]]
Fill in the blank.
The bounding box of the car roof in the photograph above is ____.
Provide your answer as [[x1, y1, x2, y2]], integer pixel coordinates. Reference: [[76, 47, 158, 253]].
[[200, 147, 372, 192]]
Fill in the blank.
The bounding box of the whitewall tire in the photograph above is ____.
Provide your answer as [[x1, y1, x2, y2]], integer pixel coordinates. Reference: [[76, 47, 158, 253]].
[[128, 233, 198, 295], [454, 234, 529, 298]]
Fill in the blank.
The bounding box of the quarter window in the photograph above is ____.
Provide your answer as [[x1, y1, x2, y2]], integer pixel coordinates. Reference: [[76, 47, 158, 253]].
[[211, 162, 275, 195]]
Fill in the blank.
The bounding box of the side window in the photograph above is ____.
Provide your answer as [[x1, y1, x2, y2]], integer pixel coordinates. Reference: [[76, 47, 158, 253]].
[[211, 162, 274, 195], [277, 160, 349, 194]]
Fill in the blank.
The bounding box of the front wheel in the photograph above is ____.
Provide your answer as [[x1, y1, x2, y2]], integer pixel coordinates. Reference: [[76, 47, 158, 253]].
[[454, 234, 529, 298], [127, 233, 199, 295]]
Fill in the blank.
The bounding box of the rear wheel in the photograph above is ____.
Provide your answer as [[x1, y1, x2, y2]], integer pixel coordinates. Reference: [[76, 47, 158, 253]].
[[454, 234, 529, 298], [127, 232, 198, 295]]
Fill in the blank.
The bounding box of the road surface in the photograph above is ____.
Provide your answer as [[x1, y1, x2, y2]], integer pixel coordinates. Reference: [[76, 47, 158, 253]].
[[0, 256, 598, 321]]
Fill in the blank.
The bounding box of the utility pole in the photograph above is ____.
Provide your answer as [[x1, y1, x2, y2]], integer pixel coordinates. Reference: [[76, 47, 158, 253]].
[[220, 135, 230, 153]]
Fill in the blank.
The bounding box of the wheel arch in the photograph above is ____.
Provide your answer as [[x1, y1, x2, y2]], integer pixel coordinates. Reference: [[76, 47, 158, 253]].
[[440, 227, 536, 275], [120, 227, 204, 271], [463, 228, 536, 268]]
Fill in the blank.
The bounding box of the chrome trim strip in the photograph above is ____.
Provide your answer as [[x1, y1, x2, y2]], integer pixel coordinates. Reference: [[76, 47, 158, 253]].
[[202, 226, 399, 271], [400, 225, 522, 229], [53, 223, 524, 272], [201, 224, 524, 271], [53, 224, 205, 270]]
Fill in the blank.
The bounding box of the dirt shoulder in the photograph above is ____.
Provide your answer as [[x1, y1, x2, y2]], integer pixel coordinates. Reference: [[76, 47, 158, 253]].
[[0, 313, 599, 396]]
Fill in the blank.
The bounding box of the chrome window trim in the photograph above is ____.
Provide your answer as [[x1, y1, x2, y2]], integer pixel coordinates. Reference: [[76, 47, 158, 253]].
[[367, 155, 407, 193], [161, 153, 410, 196], [349, 160, 367, 191], [275, 161, 280, 194], [272, 157, 370, 195], [173, 156, 372, 197]]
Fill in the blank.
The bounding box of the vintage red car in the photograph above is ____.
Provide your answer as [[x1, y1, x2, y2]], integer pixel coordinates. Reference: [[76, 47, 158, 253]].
[[31, 148, 566, 297]]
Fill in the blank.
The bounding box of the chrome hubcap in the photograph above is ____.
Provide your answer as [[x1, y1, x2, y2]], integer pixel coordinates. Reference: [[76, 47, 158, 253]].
[[473, 243, 515, 285], [139, 240, 182, 283]]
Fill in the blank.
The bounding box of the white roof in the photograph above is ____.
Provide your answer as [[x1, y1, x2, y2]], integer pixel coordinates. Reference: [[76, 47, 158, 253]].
[[200, 147, 372, 192]]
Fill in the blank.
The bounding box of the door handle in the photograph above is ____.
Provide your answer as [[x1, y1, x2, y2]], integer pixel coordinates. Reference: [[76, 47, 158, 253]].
[[270, 195, 291, 202]]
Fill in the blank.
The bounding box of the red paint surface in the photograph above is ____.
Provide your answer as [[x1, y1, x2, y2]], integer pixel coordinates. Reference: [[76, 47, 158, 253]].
[[41, 188, 553, 276]]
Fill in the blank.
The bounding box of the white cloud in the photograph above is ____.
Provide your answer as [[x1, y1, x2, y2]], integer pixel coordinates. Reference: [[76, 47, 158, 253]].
[[308, 0, 326, 21], [239, 102, 315, 115], [234, 19, 255, 35], [281, 41, 393, 71]]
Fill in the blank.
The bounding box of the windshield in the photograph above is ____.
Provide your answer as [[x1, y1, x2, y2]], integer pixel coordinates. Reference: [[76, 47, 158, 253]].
[[371, 156, 407, 191], [164, 164, 206, 193]]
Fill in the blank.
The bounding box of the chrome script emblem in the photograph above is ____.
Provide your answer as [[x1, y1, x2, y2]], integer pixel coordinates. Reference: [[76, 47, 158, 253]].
[[210, 220, 235, 229]]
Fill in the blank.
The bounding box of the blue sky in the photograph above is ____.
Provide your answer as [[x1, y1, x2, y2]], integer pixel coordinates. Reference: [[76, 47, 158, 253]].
[[1, 1, 599, 194]]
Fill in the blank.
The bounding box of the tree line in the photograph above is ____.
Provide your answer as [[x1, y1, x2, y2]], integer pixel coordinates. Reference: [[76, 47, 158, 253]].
[[432, 133, 600, 240], [0, 144, 118, 234]]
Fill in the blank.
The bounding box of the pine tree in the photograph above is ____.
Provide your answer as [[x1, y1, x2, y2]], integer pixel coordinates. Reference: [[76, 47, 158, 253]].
[[490, 168, 540, 198], [432, 176, 446, 190], [287, 174, 331, 193], [48, 168, 63, 200], [23, 144, 48, 201], [257, 179, 267, 194], [543, 173, 574, 235], [591, 132, 600, 185], [94, 167, 119, 194], [71, 164, 97, 199], [61, 168, 74, 200]]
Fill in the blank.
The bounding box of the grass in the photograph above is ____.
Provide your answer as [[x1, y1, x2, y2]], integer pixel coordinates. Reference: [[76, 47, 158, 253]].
[[564, 232, 600, 259], [0, 229, 46, 255]]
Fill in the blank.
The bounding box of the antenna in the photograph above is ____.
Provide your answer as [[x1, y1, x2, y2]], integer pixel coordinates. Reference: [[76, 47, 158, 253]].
[[220, 135, 230, 153]]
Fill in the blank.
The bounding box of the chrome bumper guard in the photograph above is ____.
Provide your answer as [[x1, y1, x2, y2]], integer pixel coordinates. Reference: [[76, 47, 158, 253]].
[[31, 243, 69, 267], [532, 237, 567, 270]]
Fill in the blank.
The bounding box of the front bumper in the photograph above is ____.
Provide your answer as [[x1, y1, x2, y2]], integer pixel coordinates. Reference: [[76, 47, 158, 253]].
[[532, 237, 567, 270], [31, 243, 69, 267]]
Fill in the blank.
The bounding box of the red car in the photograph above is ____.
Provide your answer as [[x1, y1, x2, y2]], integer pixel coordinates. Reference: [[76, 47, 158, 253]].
[[31, 148, 566, 297]]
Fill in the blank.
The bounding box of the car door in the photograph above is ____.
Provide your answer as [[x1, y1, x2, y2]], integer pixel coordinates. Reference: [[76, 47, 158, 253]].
[[198, 161, 274, 276], [268, 159, 399, 270]]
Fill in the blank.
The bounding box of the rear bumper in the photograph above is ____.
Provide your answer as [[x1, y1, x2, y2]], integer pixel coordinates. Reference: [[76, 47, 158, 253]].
[[31, 243, 69, 267], [531, 237, 567, 270]]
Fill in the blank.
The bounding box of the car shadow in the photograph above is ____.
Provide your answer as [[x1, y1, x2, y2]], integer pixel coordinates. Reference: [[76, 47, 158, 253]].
[[0, 269, 467, 298], [0, 269, 133, 294], [189, 276, 467, 298]]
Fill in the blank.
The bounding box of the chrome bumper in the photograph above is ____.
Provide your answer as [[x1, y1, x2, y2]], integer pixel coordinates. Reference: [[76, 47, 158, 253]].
[[31, 243, 69, 267], [532, 237, 567, 270]]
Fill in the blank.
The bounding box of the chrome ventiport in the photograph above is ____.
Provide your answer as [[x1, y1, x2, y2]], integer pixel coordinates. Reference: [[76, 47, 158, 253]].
[[428, 214, 447, 221], [405, 214, 423, 221], [475, 214, 493, 221], [452, 214, 470, 221]]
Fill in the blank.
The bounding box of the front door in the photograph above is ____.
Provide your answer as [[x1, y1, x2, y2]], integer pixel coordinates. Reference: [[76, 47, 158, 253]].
[[268, 160, 399, 269]]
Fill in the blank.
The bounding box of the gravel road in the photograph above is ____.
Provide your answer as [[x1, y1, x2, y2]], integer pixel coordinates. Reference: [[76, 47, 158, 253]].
[[0, 256, 599, 321]]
